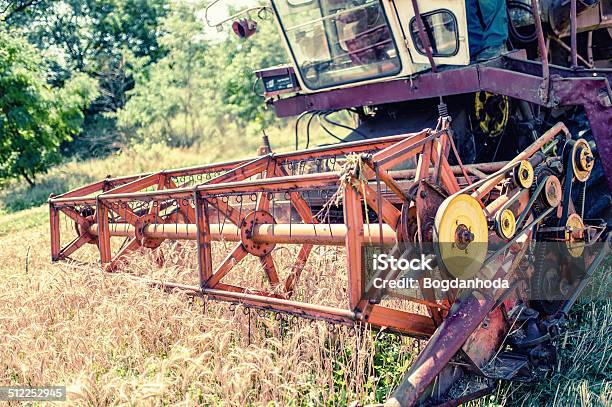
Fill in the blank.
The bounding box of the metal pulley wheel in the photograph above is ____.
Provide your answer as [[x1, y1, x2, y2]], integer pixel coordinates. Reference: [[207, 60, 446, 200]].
[[564, 213, 586, 258], [514, 160, 534, 189], [571, 139, 594, 182], [543, 175, 563, 208], [531, 165, 563, 214], [434, 194, 489, 279], [495, 209, 516, 240]]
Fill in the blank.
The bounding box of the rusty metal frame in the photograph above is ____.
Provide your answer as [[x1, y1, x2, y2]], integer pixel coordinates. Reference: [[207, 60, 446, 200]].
[[49, 120, 602, 406], [47, 120, 524, 338], [49, 132, 425, 262], [48, 127, 477, 337]]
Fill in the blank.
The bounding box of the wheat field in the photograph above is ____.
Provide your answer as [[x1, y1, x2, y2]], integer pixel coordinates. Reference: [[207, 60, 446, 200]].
[[0, 222, 416, 405], [0, 148, 610, 406]]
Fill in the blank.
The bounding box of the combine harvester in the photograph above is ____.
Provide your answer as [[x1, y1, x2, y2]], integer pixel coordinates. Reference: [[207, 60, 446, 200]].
[[50, 0, 611, 405]]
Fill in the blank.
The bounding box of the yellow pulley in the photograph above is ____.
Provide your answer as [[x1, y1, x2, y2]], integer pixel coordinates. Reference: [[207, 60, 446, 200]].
[[434, 194, 489, 279], [514, 160, 534, 189], [572, 139, 594, 182], [495, 209, 516, 240], [564, 213, 585, 258]]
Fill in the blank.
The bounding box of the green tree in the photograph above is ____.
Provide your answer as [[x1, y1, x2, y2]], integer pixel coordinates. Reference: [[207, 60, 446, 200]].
[[116, 0, 210, 146], [208, 12, 288, 128], [4, 0, 168, 72], [0, 30, 97, 186], [117, 1, 287, 147], [3, 0, 169, 158]]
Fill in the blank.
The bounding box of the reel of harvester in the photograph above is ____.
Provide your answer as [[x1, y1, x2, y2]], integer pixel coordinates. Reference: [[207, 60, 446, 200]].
[[49, 120, 608, 406]]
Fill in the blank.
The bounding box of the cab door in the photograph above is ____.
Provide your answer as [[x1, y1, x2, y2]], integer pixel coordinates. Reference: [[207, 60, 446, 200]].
[[391, 0, 470, 66]]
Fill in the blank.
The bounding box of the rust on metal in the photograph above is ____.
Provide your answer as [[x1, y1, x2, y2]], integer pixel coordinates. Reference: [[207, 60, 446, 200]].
[[48, 122, 606, 406]]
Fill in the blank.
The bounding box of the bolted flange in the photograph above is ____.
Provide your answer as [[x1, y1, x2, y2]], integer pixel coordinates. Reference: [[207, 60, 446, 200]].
[[134, 214, 165, 249], [76, 214, 98, 245], [240, 210, 277, 256]]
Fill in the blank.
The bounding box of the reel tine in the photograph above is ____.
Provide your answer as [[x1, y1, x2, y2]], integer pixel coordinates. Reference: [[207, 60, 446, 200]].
[[239, 194, 244, 225], [271, 192, 275, 235]]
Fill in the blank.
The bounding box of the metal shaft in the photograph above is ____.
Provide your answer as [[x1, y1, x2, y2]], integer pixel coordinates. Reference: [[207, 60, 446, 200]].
[[89, 222, 398, 246]]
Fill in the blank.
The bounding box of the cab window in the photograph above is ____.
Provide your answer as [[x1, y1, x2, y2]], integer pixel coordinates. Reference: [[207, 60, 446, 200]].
[[272, 0, 402, 90], [409, 10, 459, 57]]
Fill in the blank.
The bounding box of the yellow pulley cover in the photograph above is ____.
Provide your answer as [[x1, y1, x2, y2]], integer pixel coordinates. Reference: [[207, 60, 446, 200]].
[[565, 213, 585, 258], [474, 92, 510, 138], [434, 194, 489, 279], [495, 209, 516, 240]]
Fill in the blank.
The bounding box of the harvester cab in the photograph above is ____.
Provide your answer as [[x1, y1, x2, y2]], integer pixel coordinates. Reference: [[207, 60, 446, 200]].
[[209, 0, 609, 99], [212, 0, 472, 94], [268, 0, 470, 91]]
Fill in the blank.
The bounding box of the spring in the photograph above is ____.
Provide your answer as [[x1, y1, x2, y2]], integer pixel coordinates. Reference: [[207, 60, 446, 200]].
[[438, 102, 449, 118]]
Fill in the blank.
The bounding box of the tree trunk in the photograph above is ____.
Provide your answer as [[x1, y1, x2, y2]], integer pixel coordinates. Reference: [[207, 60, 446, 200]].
[[21, 170, 36, 187]]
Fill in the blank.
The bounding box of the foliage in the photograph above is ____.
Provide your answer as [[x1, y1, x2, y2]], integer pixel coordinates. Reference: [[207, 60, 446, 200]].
[[117, 1, 287, 147], [1, 0, 288, 168], [0, 30, 97, 186], [4, 0, 168, 80], [2, 0, 170, 159], [0, 0, 41, 22], [115, 1, 209, 147]]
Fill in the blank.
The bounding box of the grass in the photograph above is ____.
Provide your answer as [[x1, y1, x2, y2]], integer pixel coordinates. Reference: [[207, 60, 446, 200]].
[[0, 143, 226, 214], [0, 206, 47, 236], [0, 221, 418, 405], [0, 140, 610, 406]]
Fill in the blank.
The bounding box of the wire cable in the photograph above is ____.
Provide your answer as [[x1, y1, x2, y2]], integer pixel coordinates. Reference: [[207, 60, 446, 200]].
[[507, 0, 538, 43], [322, 111, 368, 140], [296, 109, 369, 149], [305, 112, 317, 149], [317, 112, 345, 143], [294, 111, 310, 150]]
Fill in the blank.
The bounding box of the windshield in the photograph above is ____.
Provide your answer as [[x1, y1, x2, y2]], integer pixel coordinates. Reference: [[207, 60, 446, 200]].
[[272, 0, 401, 90]]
